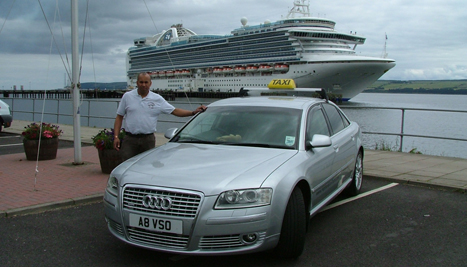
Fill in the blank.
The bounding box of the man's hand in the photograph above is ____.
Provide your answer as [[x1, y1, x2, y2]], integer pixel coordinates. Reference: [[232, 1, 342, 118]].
[[193, 105, 207, 115], [113, 137, 120, 151]]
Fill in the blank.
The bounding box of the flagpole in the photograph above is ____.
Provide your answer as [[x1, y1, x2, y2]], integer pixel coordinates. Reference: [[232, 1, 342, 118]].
[[71, 0, 82, 164]]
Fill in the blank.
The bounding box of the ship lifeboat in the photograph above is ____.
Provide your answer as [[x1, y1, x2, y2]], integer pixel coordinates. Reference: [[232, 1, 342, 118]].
[[274, 64, 289, 71], [182, 69, 191, 75], [223, 67, 234, 73], [174, 70, 182, 76], [246, 66, 258, 72], [206, 68, 213, 74], [213, 68, 223, 74], [166, 70, 174, 76], [234, 66, 246, 73], [158, 71, 166, 77], [258, 65, 272, 72]]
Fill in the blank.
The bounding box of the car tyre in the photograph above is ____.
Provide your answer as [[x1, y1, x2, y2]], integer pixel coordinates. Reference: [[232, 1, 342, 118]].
[[274, 187, 307, 258], [344, 150, 363, 196]]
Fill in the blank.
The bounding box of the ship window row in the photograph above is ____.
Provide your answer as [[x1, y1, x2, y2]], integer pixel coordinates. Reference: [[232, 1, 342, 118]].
[[304, 50, 355, 55], [232, 19, 335, 36], [156, 83, 270, 89], [130, 31, 285, 56], [291, 32, 365, 43], [232, 28, 278, 37], [130, 47, 296, 67], [130, 42, 295, 65], [139, 38, 292, 59], [129, 57, 301, 76], [131, 39, 290, 59], [130, 32, 287, 57], [131, 47, 295, 67], [130, 52, 296, 71], [282, 19, 335, 27]]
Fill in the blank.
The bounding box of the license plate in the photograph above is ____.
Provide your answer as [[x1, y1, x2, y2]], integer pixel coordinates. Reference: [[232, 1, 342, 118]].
[[129, 214, 183, 234]]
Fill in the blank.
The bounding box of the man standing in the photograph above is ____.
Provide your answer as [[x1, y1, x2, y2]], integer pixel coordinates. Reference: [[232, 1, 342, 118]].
[[113, 72, 206, 160]]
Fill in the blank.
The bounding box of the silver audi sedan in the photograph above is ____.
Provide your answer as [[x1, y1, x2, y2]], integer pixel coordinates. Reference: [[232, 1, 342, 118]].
[[104, 92, 363, 258]]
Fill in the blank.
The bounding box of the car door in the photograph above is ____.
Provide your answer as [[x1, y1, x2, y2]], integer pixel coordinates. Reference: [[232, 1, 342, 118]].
[[303, 104, 336, 207], [322, 103, 357, 188]]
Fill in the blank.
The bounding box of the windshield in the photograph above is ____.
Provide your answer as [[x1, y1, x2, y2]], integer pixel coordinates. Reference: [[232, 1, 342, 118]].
[[172, 106, 301, 149]]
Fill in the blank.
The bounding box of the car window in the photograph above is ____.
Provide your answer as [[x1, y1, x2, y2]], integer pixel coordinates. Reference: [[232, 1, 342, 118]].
[[176, 106, 301, 149], [322, 103, 346, 134], [306, 106, 330, 140]]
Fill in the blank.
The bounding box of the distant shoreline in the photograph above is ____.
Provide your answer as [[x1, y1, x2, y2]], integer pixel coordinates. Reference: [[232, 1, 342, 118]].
[[363, 88, 467, 95], [365, 79, 467, 95]]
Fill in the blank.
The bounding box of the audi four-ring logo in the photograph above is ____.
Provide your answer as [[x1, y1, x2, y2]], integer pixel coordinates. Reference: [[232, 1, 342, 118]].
[[142, 195, 173, 210]]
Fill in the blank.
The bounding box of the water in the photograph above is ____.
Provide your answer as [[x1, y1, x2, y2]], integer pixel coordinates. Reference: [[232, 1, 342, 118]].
[[3, 93, 467, 159], [342, 94, 467, 158]]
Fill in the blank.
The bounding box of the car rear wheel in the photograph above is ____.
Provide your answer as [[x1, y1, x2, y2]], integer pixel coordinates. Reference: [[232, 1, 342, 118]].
[[274, 187, 307, 258], [344, 150, 363, 196]]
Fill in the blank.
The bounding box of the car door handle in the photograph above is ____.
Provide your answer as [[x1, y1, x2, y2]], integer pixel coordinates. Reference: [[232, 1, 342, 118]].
[[333, 145, 339, 152]]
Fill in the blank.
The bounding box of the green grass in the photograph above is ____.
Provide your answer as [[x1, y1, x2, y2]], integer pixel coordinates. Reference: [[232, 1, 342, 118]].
[[374, 140, 422, 154]]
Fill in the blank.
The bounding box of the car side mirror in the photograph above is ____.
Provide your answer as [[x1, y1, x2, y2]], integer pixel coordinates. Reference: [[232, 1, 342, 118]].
[[306, 134, 332, 150], [164, 128, 178, 139]]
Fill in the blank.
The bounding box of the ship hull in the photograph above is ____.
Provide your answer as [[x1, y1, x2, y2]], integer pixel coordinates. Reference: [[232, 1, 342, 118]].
[[130, 59, 394, 101]]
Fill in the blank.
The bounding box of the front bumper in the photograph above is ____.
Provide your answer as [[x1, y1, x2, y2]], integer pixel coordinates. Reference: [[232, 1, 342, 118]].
[[103, 185, 280, 255]]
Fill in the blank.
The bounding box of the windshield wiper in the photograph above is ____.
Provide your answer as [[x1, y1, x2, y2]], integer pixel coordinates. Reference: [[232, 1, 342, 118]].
[[176, 135, 218, 144], [223, 142, 295, 149]]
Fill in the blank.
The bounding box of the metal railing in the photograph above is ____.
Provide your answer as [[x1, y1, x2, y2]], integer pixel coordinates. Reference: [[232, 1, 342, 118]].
[[5, 98, 187, 129], [4, 98, 467, 153], [340, 106, 467, 152]]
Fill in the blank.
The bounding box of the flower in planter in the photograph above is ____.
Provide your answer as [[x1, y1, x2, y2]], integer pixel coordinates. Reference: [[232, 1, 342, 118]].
[[22, 122, 63, 140], [92, 128, 126, 150]]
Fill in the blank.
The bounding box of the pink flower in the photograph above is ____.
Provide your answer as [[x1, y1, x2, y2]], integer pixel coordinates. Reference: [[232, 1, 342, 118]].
[[43, 130, 53, 138]]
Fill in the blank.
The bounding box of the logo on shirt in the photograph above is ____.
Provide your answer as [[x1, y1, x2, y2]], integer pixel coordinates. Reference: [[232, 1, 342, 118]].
[[147, 102, 155, 109]]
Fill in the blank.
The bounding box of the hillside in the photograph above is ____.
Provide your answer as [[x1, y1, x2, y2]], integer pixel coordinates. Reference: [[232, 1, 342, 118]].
[[365, 80, 467, 94]]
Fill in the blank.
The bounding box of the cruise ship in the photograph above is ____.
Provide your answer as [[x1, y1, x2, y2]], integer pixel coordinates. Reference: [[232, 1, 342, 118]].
[[126, 0, 395, 100]]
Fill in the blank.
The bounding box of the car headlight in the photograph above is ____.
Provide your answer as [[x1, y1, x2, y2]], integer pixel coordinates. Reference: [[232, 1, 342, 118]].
[[106, 176, 119, 197], [214, 188, 272, 209]]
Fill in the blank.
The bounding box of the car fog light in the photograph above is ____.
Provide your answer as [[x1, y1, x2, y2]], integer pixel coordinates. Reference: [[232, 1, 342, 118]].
[[242, 233, 258, 244]]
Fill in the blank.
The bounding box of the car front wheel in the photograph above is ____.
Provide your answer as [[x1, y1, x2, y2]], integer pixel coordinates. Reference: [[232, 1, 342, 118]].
[[274, 187, 307, 258]]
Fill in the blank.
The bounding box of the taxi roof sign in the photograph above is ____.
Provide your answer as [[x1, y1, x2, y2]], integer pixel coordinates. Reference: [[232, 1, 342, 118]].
[[268, 79, 296, 89]]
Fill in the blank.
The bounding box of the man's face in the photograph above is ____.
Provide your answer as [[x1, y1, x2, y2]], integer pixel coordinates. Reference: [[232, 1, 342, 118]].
[[137, 74, 152, 90]]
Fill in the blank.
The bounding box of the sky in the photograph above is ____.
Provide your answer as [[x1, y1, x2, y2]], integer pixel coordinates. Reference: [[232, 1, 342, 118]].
[[0, 0, 466, 90]]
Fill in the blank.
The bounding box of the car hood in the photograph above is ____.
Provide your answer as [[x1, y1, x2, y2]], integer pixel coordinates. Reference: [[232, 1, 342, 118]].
[[118, 143, 297, 195]]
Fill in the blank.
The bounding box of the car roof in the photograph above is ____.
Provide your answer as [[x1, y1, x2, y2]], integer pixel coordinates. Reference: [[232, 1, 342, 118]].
[[208, 96, 325, 110]]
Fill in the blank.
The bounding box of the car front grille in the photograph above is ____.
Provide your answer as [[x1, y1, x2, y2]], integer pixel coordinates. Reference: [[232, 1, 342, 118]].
[[123, 187, 202, 218], [128, 227, 190, 249]]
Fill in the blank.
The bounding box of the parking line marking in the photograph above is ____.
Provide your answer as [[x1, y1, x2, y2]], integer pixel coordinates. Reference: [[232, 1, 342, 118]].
[[0, 135, 21, 139], [320, 183, 399, 212], [0, 143, 23, 147]]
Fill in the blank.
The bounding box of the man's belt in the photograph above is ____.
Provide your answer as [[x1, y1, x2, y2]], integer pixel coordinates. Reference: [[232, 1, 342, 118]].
[[125, 132, 153, 137]]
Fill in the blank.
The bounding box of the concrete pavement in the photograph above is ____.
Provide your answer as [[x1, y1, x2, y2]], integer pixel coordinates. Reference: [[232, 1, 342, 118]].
[[1, 120, 466, 217]]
